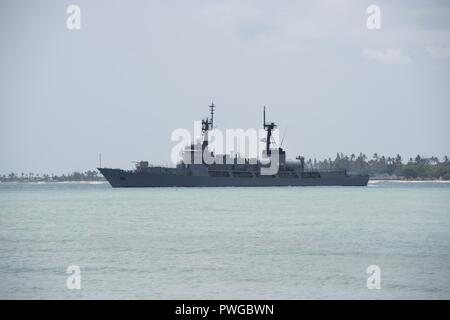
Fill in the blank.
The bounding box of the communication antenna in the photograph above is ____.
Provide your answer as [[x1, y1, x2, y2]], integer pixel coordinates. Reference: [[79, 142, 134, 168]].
[[280, 128, 287, 147], [209, 102, 215, 129], [99, 153, 102, 168]]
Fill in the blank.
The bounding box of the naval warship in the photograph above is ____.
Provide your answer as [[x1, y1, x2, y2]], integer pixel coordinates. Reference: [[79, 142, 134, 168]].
[[99, 104, 369, 187]]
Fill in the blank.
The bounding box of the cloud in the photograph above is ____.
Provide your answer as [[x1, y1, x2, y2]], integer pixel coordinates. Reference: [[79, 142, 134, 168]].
[[425, 44, 450, 59], [362, 48, 412, 64]]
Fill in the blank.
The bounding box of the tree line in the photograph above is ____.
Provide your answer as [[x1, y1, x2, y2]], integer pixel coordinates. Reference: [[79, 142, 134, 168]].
[[303, 153, 450, 179], [0, 170, 104, 182]]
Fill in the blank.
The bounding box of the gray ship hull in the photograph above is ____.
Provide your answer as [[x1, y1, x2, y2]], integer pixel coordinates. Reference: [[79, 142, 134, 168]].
[[98, 168, 369, 187]]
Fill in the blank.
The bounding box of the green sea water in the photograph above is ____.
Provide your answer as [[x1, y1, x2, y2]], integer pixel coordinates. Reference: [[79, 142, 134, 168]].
[[0, 181, 449, 299]]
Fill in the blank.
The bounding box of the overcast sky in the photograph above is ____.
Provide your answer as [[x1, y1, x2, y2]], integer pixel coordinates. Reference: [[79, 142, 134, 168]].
[[1, 0, 449, 174]]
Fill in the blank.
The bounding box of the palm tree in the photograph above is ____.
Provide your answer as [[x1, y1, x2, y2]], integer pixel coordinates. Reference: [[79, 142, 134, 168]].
[[373, 153, 379, 163], [415, 155, 422, 164]]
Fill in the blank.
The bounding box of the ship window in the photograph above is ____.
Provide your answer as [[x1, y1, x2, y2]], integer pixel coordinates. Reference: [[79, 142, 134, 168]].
[[208, 171, 230, 177], [232, 171, 253, 178], [301, 172, 321, 178], [255, 173, 276, 178], [278, 172, 298, 178]]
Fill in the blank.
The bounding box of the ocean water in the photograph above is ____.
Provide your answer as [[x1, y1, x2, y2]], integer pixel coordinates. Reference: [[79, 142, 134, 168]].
[[0, 181, 449, 299]]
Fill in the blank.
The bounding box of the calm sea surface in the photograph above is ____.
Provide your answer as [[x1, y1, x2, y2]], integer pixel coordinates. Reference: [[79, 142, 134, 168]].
[[0, 181, 449, 299]]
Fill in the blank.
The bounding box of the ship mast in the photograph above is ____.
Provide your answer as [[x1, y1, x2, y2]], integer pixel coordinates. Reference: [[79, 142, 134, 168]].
[[263, 106, 276, 156], [202, 102, 215, 133], [202, 102, 215, 151]]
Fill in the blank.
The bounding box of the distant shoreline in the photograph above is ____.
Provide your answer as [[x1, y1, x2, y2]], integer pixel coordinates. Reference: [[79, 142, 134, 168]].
[[0, 180, 107, 184], [369, 179, 450, 183], [1, 179, 449, 184]]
